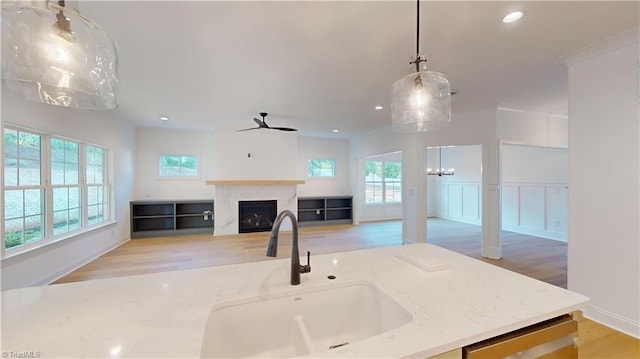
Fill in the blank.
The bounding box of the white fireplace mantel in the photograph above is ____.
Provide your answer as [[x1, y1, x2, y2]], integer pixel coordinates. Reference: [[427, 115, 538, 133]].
[[206, 180, 304, 186], [210, 181, 300, 235]]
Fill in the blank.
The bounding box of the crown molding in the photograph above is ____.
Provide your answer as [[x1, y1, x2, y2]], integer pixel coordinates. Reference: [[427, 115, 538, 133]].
[[561, 27, 639, 66]]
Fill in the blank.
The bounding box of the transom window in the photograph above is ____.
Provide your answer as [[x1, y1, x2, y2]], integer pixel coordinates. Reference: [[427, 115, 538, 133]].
[[3, 126, 111, 250], [365, 160, 402, 204], [159, 155, 198, 177], [307, 159, 335, 178]]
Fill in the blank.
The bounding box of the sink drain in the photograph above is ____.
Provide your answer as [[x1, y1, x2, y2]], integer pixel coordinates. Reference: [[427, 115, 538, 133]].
[[329, 342, 349, 349]]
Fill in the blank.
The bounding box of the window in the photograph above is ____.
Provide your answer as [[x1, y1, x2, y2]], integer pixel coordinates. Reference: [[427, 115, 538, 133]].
[[159, 155, 198, 177], [86, 146, 108, 225], [51, 137, 81, 235], [307, 159, 335, 178], [365, 160, 402, 204], [4, 129, 45, 248], [3, 126, 111, 250]]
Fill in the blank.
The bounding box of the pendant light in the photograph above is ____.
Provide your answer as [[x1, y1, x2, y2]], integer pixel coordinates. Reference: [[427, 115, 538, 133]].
[[427, 147, 454, 176], [391, 0, 451, 132], [1, 0, 119, 110]]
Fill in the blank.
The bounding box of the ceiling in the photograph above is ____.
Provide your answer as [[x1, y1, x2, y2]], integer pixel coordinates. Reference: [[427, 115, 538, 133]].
[[78, 1, 639, 138]]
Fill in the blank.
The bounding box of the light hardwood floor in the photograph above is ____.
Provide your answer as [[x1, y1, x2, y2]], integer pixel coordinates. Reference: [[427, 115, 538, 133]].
[[53, 219, 639, 358]]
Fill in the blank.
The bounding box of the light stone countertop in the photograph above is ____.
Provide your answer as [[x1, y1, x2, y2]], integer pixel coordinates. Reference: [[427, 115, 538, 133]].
[[1, 243, 589, 358]]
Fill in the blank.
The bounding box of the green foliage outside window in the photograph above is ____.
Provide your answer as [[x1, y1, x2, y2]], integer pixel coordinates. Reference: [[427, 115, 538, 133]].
[[308, 159, 335, 177], [159, 155, 198, 177], [365, 160, 402, 204]]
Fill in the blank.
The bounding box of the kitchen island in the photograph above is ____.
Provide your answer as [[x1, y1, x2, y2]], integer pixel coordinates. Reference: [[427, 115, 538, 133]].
[[1, 244, 588, 358]]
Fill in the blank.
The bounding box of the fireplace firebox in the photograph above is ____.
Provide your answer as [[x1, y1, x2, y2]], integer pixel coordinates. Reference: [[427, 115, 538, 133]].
[[238, 200, 277, 233]]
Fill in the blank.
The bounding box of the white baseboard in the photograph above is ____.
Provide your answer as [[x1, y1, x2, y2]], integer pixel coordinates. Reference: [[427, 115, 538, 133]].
[[35, 236, 130, 286], [502, 223, 567, 242], [582, 305, 640, 339], [435, 213, 481, 226]]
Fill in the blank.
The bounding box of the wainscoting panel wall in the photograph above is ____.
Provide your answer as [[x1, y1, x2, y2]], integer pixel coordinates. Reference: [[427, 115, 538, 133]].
[[502, 182, 568, 241], [433, 182, 481, 225]]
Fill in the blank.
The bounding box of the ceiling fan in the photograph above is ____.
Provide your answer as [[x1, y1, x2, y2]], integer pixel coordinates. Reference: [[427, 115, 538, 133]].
[[237, 112, 297, 132]]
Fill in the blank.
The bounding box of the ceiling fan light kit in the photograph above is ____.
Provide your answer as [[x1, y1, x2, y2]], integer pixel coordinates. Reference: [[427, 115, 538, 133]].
[[1, 0, 119, 110], [238, 112, 298, 132], [391, 0, 451, 133]]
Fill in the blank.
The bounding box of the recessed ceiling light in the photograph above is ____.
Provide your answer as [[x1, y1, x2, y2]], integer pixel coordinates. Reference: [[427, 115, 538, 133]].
[[332, 129, 339, 133], [503, 11, 523, 23], [159, 116, 169, 121], [375, 105, 383, 110]]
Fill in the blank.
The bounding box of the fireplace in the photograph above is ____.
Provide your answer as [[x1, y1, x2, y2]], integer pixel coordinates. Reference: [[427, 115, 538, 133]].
[[238, 200, 277, 233]]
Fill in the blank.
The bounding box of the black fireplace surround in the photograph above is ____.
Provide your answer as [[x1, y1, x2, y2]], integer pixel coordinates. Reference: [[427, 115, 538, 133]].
[[238, 200, 277, 233]]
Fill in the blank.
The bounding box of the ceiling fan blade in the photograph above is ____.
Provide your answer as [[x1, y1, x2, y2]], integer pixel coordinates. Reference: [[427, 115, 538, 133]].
[[270, 127, 298, 132], [236, 127, 260, 132], [253, 118, 267, 127]]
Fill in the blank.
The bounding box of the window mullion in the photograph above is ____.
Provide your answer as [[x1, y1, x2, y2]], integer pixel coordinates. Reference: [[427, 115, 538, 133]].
[[80, 143, 88, 228], [384, 178, 388, 204], [43, 134, 53, 241]]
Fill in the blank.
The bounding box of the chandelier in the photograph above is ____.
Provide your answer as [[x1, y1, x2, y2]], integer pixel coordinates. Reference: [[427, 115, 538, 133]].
[[427, 147, 454, 176]]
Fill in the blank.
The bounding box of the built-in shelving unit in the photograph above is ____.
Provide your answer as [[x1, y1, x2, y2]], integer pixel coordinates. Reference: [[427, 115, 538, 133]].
[[297, 196, 353, 227], [130, 200, 214, 238]]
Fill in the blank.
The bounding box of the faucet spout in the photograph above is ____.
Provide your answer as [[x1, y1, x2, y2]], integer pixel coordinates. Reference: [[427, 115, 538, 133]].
[[266, 210, 311, 285]]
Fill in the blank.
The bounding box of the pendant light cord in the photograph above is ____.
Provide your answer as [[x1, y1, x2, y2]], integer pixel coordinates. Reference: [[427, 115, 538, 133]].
[[416, 0, 420, 55], [410, 0, 425, 72]]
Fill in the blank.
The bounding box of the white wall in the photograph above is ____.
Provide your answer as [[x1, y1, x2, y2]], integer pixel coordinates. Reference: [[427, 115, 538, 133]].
[[566, 30, 639, 338], [296, 136, 351, 197], [134, 127, 215, 200], [501, 145, 568, 241], [497, 107, 568, 148], [428, 145, 482, 225], [1, 93, 135, 290], [214, 129, 298, 180]]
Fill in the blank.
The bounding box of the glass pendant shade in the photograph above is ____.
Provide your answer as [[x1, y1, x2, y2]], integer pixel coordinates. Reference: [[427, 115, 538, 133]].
[[391, 61, 451, 132], [1, 1, 119, 110]]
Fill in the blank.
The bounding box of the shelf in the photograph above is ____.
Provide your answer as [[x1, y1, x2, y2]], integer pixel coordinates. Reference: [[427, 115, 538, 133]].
[[298, 210, 324, 222], [298, 198, 325, 210], [326, 198, 352, 208], [131, 200, 213, 239], [177, 202, 214, 215], [132, 217, 174, 232], [132, 203, 174, 217], [298, 196, 352, 227], [327, 208, 352, 221], [176, 216, 213, 230], [133, 215, 174, 219]]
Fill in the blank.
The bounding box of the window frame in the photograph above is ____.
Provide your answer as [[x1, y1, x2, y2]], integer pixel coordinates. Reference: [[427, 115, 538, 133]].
[[307, 158, 336, 179], [2, 124, 113, 255]]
